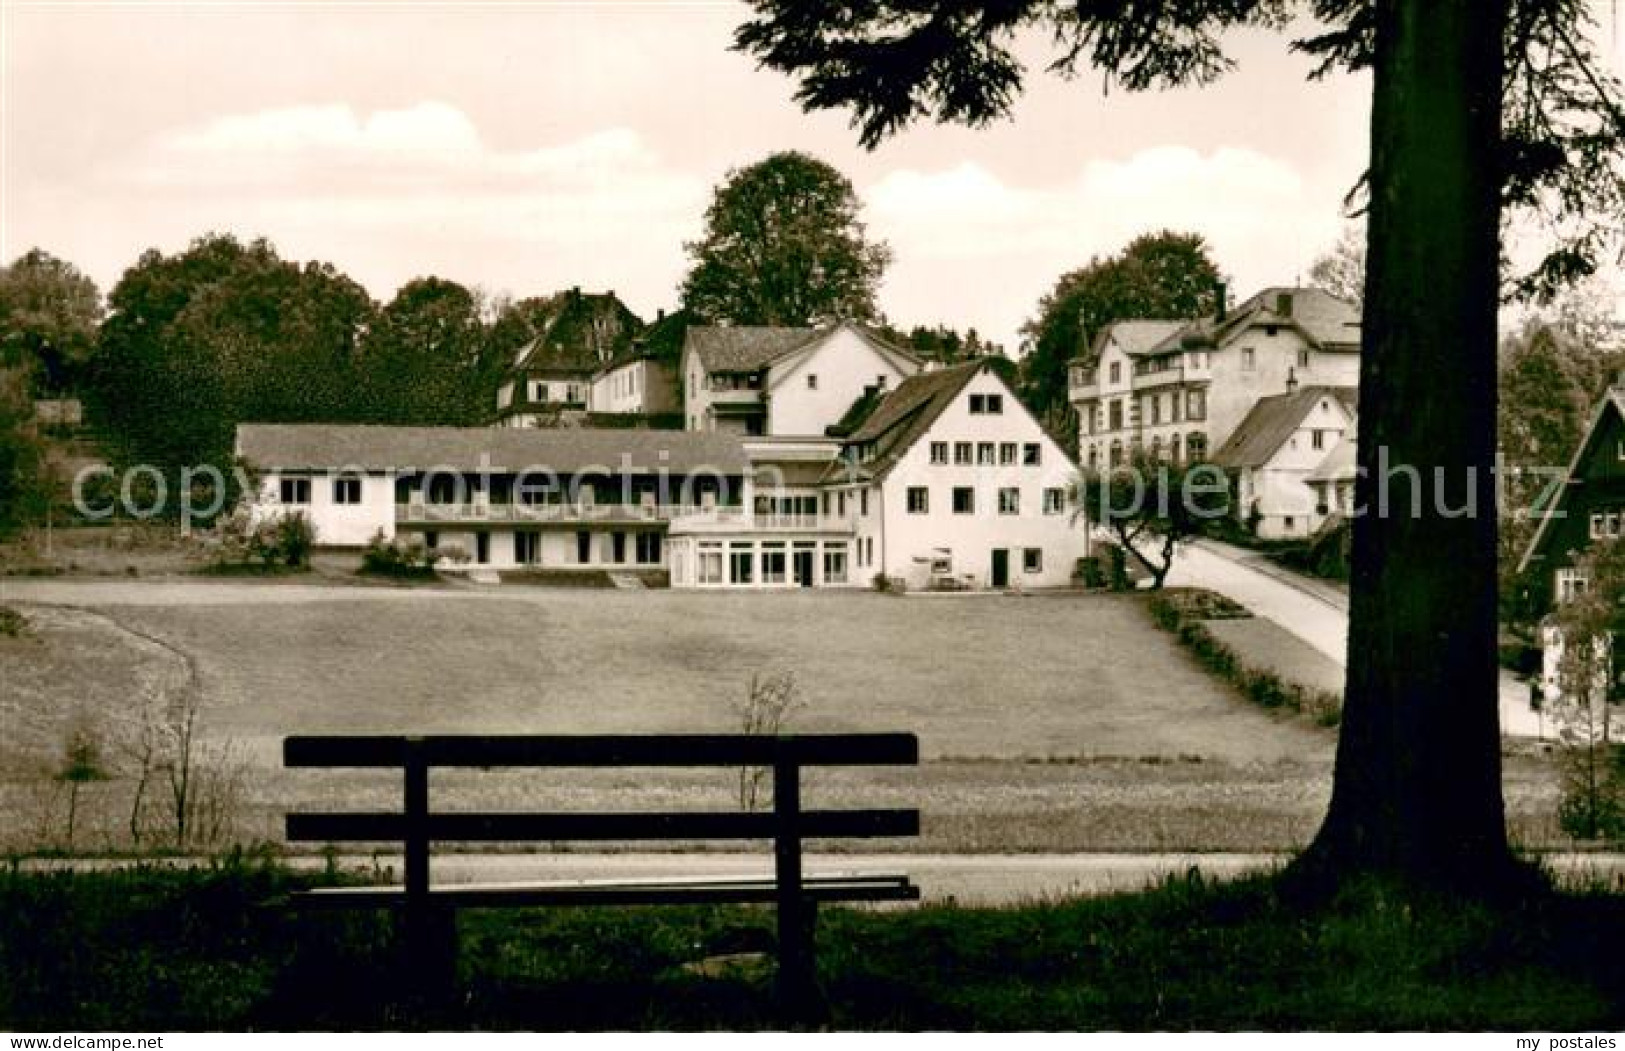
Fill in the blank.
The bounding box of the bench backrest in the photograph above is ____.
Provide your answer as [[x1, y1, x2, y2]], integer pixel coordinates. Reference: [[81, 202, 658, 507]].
[[284, 733, 919, 898]]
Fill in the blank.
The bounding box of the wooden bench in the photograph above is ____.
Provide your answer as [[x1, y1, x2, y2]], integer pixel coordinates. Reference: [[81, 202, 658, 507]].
[[283, 732, 920, 1018]]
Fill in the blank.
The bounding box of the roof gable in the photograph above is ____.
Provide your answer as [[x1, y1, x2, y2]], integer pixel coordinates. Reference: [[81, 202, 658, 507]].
[[1518, 389, 1625, 573], [1213, 386, 1357, 469]]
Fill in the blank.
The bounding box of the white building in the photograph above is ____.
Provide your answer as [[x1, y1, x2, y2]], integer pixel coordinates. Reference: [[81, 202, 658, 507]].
[[681, 322, 921, 437], [236, 424, 749, 572], [1212, 384, 1358, 539], [668, 361, 1086, 589], [1070, 287, 1361, 470]]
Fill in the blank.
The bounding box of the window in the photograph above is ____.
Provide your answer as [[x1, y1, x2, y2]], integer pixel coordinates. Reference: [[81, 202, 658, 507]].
[[515, 531, 540, 565], [1186, 389, 1207, 421], [576, 531, 592, 564], [1187, 433, 1208, 461], [1241, 347, 1256, 371], [955, 442, 973, 465], [1591, 510, 1624, 539], [729, 544, 755, 584], [987, 393, 1003, 414], [876, 375, 889, 389], [1559, 567, 1589, 603], [761, 543, 787, 584], [1297, 348, 1311, 369], [1109, 400, 1124, 431], [930, 442, 949, 465], [971, 393, 1004, 414], [1169, 434, 1182, 462], [699, 544, 724, 584], [823, 545, 848, 584], [860, 489, 870, 516], [907, 487, 929, 514], [806, 373, 818, 390], [969, 394, 985, 413], [998, 488, 1020, 515], [1109, 361, 1121, 383], [1043, 488, 1065, 515], [1312, 429, 1326, 451], [635, 531, 662, 565], [837, 492, 847, 517], [1284, 516, 1296, 531], [279, 477, 310, 504], [822, 492, 831, 517], [333, 476, 361, 505], [999, 442, 1017, 465], [1023, 548, 1043, 574], [612, 531, 628, 564], [952, 487, 975, 514], [1151, 397, 1162, 426], [977, 442, 996, 465], [424, 531, 439, 550], [1023, 443, 1041, 466]]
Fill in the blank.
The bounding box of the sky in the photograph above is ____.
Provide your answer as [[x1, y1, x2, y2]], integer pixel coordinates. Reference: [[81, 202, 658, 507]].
[[0, 1, 1591, 353]]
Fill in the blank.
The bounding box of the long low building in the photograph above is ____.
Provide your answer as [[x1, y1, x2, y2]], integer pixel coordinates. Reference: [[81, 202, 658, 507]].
[[235, 362, 1088, 589]]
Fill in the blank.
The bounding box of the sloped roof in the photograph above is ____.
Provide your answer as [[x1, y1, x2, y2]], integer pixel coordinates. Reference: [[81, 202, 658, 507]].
[[685, 326, 824, 373], [514, 291, 644, 373], [1213, 386, 1358, 469], [1518, 388, 1625, 574], [1305, 438, 1357, 483], [1127, 286, 1362, 362], [1077, 320, 1188, 364], [686, 321, 921, 375], [824, 362, 984, 482], [236, 424, 749, 475]]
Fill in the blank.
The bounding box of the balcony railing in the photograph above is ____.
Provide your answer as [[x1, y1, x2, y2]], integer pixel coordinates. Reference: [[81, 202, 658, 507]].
[[396, 503, 840, 532]]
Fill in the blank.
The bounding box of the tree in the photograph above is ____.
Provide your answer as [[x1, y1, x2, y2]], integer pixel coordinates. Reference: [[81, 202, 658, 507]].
[[1308, 224, 1366, 310], [0, 249, 103, 395], [0, 367, 48, 536], [92, 235, 377, 494], [1021, 231, 1223, 433], [680, 151, 891, 326], [1070, 453, 1232, 589], [1546, 537, 1625, 840], [358, 277, 498, 425], [735, 0, 1625, 891]]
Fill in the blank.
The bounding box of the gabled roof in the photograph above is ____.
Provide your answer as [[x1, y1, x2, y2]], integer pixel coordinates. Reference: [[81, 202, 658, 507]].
[[1076, 320, 1188, 365], [514, 290, 643, 373], [236, 423, 749, 475], [1518, 388, 1625, 574], [684, 326, 825, 373], [1213, 386, 1357, 469], [823, 362, 985, 483], [685, 321, 922, 376], [1149, 287, 1361, 358]]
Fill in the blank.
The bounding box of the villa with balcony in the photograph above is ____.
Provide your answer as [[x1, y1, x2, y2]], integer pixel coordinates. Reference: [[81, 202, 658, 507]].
[[1070, 287, 1360, 473]]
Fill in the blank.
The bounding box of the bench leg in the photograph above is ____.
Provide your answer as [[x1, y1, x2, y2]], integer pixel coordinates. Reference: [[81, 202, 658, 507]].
[[776, 899, 822, 1026], [399, 903, 458, 1017]]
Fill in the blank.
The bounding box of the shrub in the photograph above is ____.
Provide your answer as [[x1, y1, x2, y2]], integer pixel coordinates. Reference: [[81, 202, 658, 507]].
[[358, 531, 441, 580], [0, 604, 27, 637], [1146, 589, 1341, 727], [1073, 556, 1107, 589]]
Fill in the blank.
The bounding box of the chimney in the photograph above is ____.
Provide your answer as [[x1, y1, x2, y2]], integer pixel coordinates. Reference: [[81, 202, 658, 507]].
[[1286, 367, 1299, 394], [1277, 291, 1294, 317], [656, 307, 666, 322], [1214, 281, 1228, 322]]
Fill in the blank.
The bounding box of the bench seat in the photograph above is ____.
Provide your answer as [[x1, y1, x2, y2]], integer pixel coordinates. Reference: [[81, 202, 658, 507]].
[[293, 872, 919, 909]]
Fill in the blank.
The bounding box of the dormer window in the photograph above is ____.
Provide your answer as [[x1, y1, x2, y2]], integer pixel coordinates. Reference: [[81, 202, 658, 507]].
[[1109, 361, 1122, 384]]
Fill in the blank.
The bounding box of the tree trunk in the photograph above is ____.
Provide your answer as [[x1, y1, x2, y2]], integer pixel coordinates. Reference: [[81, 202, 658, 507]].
[[1293, 0, 1517, 890]]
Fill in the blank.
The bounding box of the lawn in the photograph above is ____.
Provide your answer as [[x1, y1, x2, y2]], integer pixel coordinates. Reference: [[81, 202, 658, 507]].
[[0, 583, 1560, 853], [4, 860, 1624, 1030]]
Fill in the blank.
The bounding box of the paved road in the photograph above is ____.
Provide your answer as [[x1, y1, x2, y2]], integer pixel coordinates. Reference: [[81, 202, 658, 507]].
[[1167, 540, 1548, 739]]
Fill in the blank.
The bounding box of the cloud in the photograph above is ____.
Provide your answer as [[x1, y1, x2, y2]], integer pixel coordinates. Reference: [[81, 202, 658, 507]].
[[94, 102, 709, 310], [863, 147, 1344, 349]]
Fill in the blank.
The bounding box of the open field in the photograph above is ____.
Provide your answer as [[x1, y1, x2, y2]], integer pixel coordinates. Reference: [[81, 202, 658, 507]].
[[0, 582, 1563, 853]]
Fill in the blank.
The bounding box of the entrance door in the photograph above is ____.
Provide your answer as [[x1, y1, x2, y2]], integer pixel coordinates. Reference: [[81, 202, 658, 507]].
[[991, 548, 1009, 588], [476, 532, 491, 565], [793, 549, 814, 587]]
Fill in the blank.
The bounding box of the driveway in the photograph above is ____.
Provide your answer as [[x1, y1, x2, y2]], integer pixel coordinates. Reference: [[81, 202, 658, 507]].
[[1166, 539, 1548, 739]]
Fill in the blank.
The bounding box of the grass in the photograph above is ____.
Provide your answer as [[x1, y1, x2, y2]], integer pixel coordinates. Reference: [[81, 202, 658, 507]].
[[0, 585, 1569, 853], [3, 860, 1624, 1030], [1149, 588, 1344, 727]]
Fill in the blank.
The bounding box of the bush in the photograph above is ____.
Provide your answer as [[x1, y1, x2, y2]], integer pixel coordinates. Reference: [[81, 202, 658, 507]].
[[358, 531, 440, 580], [0, 604, 27, 637], [1073, 556, 1107, 589], [1499, 639, 1542, 677], [1147, 590, 1342, 727], [209, 509, 314, 573]]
